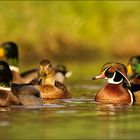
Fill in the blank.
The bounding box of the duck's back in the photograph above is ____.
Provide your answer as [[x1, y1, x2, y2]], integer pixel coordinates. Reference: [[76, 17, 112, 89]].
[[55, 81, 69, 97], [37, 81, 69, 99], [12, 84, 43, 106]]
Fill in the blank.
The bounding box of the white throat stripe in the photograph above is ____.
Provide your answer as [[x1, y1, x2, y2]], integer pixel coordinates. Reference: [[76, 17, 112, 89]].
[[10, 66, 19, 72], [0, 87, 11, 91]]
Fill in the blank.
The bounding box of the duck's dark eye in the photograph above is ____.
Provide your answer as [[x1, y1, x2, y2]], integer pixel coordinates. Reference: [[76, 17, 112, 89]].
[[104, 68, 114, 78], [48, 64, 52, 68]]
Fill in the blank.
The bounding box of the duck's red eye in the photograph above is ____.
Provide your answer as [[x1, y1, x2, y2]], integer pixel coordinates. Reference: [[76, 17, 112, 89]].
[[109, 67, 114, 72], [104, 67, 114, 78]]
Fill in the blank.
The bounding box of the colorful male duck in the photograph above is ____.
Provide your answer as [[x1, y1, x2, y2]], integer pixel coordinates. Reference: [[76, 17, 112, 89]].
[[34, 59, 70, 100], [0, 60, 21, 106], [0, 60, 42, 106], [0, 41, 38, 84], [127, 55, 140, 84], [54, 64, 72, 83], [92, 62, 134, 105]]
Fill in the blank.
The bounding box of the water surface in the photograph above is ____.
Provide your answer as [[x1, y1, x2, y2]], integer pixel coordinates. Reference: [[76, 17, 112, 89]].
[[0, 79, 140, 139]]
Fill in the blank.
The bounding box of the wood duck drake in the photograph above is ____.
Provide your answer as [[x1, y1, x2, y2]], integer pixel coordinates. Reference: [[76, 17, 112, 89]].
[[92, 62, 134, 105], [127, 55, 140, 84], [0, 41, 38, 84], [0, 60, 21, 106], [33, 59, 70, 100]]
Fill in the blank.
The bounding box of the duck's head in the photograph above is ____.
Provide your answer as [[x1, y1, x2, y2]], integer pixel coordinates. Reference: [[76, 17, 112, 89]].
[[38, 59, 55, 85], [55, 64, 72, 77], [0, 42, 19, 67], [92, 62, 131, 88], [127, 56, 140, 78], [0, 60, 12, 88], [55, 64, 67, 75]]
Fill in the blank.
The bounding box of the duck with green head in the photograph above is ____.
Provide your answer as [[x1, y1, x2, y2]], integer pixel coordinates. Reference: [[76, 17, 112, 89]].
[[0, 60, 21, 106], [127, 55, 140, 84], [0, 41, 38, 84], [0, 60, 43, 106], [54, 64, 72, 83]]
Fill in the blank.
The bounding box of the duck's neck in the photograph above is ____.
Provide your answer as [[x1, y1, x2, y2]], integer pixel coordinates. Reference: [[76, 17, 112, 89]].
[[41, 73, 55, 86], [10, 65, 19, 73], [44, 77, 55, 85], [0, 81, 11, 90], [8, 58, 18, 68], [8, 58, 19, 73]]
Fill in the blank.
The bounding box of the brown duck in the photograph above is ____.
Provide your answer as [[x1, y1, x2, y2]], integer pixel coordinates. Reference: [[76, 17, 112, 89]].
[[34, 59, 70, 100], [92, 62, 134, 105]]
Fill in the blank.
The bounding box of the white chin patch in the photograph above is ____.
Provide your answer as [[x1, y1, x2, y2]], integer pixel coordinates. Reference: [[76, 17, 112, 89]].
[[9, 66, 19, 72], [0, 87, 11, 91]]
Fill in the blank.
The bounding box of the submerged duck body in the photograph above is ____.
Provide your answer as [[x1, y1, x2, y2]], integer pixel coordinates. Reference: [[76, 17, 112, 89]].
[[37, 81, 68, 99], [12, 84, 43, 106], [0, 87, 21, 107]]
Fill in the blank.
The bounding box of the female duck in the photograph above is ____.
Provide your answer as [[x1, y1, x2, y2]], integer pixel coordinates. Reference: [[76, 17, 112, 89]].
[[35, 59, 70, 100]]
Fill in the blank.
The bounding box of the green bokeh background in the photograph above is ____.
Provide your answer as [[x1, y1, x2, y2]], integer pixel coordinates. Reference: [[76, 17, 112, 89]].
[[0, 1, 140, 67]]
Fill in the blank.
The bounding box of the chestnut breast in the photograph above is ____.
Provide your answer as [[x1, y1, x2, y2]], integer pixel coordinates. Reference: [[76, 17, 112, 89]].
[[95, 84, 132, 104]]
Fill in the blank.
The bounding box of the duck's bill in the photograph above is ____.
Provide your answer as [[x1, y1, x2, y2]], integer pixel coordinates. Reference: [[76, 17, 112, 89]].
[[92, 74, 105, 80], [127, 64, 132, 76], [0, 48, 4, 57]]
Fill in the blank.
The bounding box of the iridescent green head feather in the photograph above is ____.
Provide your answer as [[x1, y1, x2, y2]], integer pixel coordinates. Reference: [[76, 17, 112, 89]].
[[127, 56, 140, 77], [55, 64, 68, 75], [0, 42, 19, 67]]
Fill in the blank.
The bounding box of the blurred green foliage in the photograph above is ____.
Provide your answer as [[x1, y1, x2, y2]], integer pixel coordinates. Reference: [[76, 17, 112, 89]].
[[0, 1, 140, 64]]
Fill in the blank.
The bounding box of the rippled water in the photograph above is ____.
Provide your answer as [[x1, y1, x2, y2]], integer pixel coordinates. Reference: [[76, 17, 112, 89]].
[[0, 80, 140, 139]]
